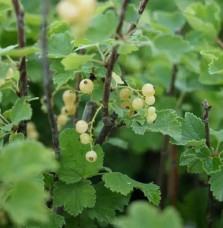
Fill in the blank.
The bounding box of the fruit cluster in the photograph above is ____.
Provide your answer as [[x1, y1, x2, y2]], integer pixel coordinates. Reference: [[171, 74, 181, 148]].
[[119, 83, 157, 124], [27, 122, 39, 140], [75, 119, 97, 163], [57, 0, 96, 35]]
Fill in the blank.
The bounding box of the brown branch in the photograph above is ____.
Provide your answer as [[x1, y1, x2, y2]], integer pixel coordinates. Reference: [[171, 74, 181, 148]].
[[202, 100, 214, 228], [158, 64, 178, 209], [41, 0, 60, 156], [11, 0, 28, 135], [98, 0, 149, 145], [126, 0, 149, 35]]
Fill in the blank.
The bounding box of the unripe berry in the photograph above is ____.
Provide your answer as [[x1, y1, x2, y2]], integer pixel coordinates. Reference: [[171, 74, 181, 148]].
[[6, 68, 14, 79], [79, 79, 94, 94], [142, 83, 155, 97], [119, 88, 130, 101], [65, 105, 76, 115], [80, 133, 92, 144], [63, 90, 76, 105], [27, 131, 39, 140], [58, 114, 68, 126], [145, 96, 155, 105], [147, 113, 157, 124], [85, 150, 97, 162], [75, 120, 88, 133], [132, 98, 144, 110], [147, 107, 156, 116]]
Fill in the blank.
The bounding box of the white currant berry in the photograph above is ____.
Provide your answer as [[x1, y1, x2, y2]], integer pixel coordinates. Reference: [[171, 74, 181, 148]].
[[0, 79, 5, 87], [27, 122, 36, 132], [63, 90, 76, 105], [75, 120, 88, 133], [6, 68, 14, 79], [147, 107, 156, 116], [142, 83, 155, 97], [80, 133, 92, 144], [65, 105, 76, 115], [132, 98, 144, 110], [58, 114, 68, 126], [79, 79, 94, 94], [145, 96, 155, 105], [85, 150, 97, 162], [119, 88, 130, 101], [147, 113, 157, 124]]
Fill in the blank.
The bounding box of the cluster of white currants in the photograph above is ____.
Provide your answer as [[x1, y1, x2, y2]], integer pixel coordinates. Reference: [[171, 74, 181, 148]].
[[57, 90, 77, 131], [119, 83, 157, 124], [57, 0, 96, 35], [27, 122, 39, 140], [75, 119, 97, 163]]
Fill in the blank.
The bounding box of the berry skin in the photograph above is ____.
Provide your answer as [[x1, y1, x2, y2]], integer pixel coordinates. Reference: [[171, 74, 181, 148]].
[[79, 79, 94, 94], [63, 90, 76, 105], [145, 96, 155, 105], [58, 114, 68, 126], [0, 79, 5, 87], [80, 133, 92, 144], [119, 88, 130, 100], [85, 150, 97, 162], [147, 113, 157, 124], [147, 107, 156, 116], [75, 120, 88, 133], [142, 83, 155, 97], [65, 105, 76, 115], [132, 98, 144, 110]]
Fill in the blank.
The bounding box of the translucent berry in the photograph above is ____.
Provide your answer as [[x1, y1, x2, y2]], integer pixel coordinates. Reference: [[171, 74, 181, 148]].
[[80, 133, 92, 144], [147, 113, 157, 124], [145, 96, 155, 105], [132, 98, 144, 110], [75, 120, 88, 133], [63, 90, 76, 105], [65, 105, 76, 115], [147, 107, 156, 116], [142, 83, 155, 97], [80, 79, 94, 94], [58, 114, 68, 126], [85, 150, 97, 162], [119, 88, 130, 101]]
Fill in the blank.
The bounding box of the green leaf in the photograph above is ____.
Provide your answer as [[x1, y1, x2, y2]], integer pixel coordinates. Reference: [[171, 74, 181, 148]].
[[87, 182, 130, 223], [125, 4, 140, 23], [0, 45, 18, 55], [184, 2, 220, 38], [48, 32, 73, 58], [86, 10, 118, 43], [209, 169, 223, 201], [210, 129, 223, 145], [53, 180, 96, 216], [114, 201, 183, 228], [107, 137, 128, 149], [27, 210, 65, 228], [147, 109, 182, 141], [0, 140, 58, 183], [102, 172, 160, 206], [51, 60, 75, 88], [9, 132, 24, 142], [3, 181, 48, 225], [61, 54, 93, 70], [153, 34, 192, 63], [11, 97, 32, 125], [153, 11, 185, 34], [118, 43, 139, 55], [2, 46, 39, 57], [58, 129, 104, 184], [180, 112, 205, 146]]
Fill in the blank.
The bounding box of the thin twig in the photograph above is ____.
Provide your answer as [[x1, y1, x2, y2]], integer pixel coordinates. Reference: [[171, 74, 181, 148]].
[[11, 0, 28, 135], [41, 0, 60, 155], [202, 99, 214, 228], [216, 37, 223, 49], [73, 72, 81, 125], [97, 0, 149, 145], [158, 64, 178, 209], [126, 0, 149, 36]]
